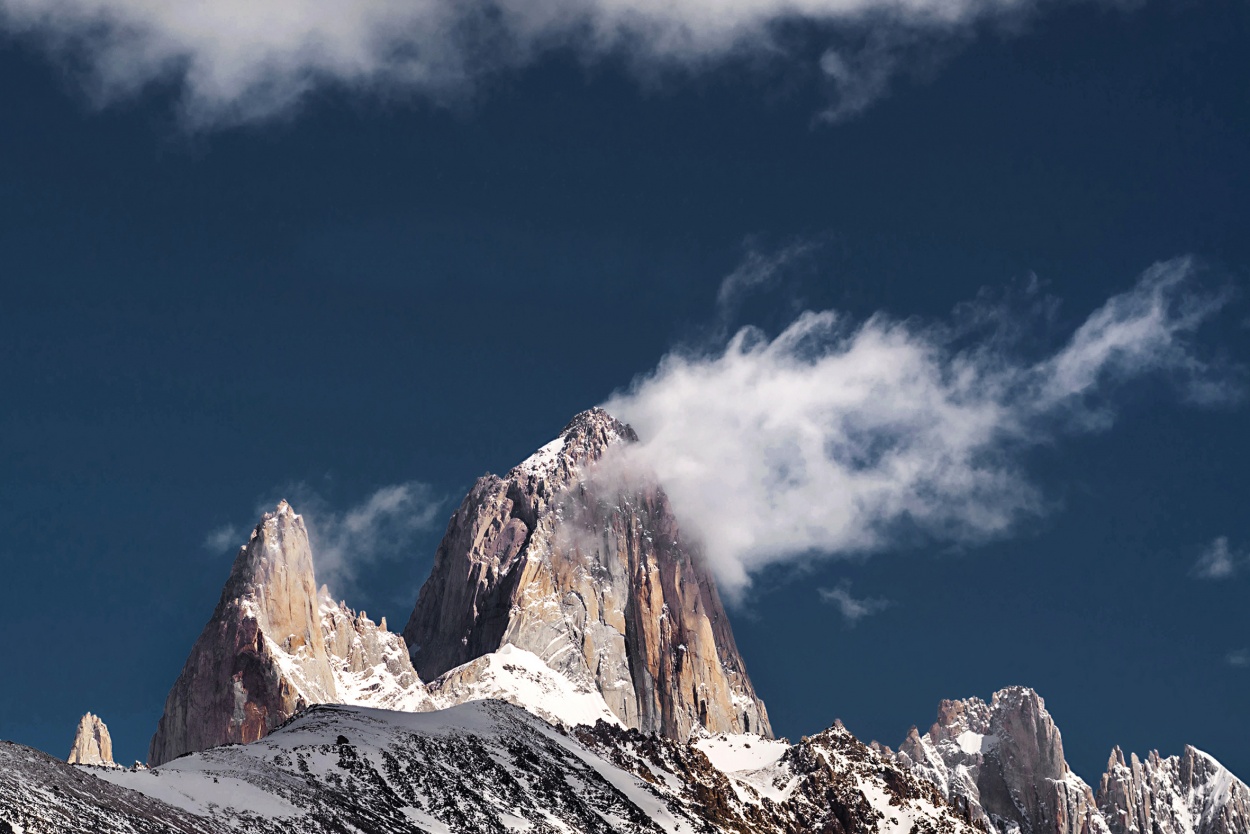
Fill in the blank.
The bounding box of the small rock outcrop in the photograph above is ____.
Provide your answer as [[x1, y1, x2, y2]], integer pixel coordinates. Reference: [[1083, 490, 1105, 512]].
[[893, 686, 1107, 834], [1098, 744, 1250, 834], [403, 407, 771, 741], [149, 501, 427, 766], [66, 712, 114, 767], [320, 592, 431, 713]]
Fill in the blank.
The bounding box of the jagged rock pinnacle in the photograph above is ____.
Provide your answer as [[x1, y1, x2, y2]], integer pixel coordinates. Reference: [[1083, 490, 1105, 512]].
[[148, 501, 429, 766], [66, 712, 114, 767], [148, 501, 335, 766]]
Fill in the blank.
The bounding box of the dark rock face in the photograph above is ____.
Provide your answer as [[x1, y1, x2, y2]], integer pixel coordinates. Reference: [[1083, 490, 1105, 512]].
[[403, 407, 772, 741], [893, 687, 1105, 834], [148, 502, 339, 767], [1098, 744, 1250, 834]]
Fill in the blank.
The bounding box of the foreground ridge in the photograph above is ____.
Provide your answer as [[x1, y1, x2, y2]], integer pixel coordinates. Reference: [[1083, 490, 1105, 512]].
[[4, 700, 984, 834]]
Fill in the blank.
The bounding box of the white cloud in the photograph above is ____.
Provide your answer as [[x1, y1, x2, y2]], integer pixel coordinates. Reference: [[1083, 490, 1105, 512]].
[[716, 239, 818, 318], [603, 256, 1239, 600], [272, 482, 445, 597], [818, 581, 890, 624], [1227, 649, 1249, 668], [0, 0, 1093, 126], [1192, 537, 1246, 581], [202, 523, 242, 554]]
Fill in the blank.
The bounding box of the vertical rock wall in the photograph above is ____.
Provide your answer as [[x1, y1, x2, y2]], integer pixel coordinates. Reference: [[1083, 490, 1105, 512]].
[[403, 408, 772, 741]]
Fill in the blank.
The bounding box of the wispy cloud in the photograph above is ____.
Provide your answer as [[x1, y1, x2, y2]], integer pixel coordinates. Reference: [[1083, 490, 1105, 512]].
[[1192, 537, 1247, 580], [304, 482, 445, 598], [202, 523, 242, 554], [604, 256, 1240, 600], [0, 0, 1114, 126], [235, 481, 445, 598], [818, 581, 891, 624], [716, 239, 819, 320], [1227, 649, 1249, 668]]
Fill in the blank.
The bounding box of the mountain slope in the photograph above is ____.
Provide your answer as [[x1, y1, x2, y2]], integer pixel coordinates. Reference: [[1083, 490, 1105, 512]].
[[403, 407, 771, 741], [4, 700, 985, 834]]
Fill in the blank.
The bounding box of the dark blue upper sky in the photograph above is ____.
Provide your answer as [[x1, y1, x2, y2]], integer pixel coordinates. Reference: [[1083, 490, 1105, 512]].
[[0, 0, 1247, 782]]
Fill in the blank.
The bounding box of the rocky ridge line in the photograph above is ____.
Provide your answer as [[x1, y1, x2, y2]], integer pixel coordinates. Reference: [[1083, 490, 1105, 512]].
[[879, 686, 1249, 834]]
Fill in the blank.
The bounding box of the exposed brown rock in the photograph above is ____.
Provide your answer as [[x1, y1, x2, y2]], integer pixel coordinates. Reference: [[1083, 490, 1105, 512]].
[[1098, 744, 1250, 834], [148, 501, 337, 766], [403, 407, 771, 741], [66, 712, 114, 767]]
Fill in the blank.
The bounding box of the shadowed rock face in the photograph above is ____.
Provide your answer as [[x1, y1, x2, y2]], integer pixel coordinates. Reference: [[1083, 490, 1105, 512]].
[[67, 712, 114, 766], [148, 501, 337, 766], [403, 407, 772, 741], [1098, 744, 1250, 834]]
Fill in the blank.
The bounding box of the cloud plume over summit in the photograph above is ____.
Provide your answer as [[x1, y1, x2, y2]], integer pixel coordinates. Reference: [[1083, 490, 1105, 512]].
[[2, 0, 1096, 125], [604, 257, 1239, 599]]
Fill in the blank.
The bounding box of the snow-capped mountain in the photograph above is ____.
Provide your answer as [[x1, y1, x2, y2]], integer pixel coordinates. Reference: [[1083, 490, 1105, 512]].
[[404, 407, 771, 740], [881, 687, 1249, 834], [3, 408, 1246, 833], [2, 699, 984, 834], [147, 496, 628, 768]]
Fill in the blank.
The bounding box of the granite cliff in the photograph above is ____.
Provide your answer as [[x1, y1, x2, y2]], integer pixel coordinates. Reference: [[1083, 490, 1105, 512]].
[[402, 407, 771, 741]]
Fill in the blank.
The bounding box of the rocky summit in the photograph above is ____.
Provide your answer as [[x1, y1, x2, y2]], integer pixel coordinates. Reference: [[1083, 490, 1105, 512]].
[[66, 712, 115, 767], [1098, 743, 1250, 834], [148, 501, 429, 766], [403, 407, 772, 741], [879, 686, 1250, 834]]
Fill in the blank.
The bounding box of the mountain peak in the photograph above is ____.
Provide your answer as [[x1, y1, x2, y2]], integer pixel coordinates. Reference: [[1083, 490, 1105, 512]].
[[510, 407, 638, 482], [67, 712, 115, 767], [149, 502, 335, 766], [895, 686, 1099, 834], [404, 407, 770, 741]]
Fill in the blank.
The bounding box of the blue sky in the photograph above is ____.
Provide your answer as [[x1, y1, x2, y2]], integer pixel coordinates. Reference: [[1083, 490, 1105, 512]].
[[0, 0, 1247, 781]]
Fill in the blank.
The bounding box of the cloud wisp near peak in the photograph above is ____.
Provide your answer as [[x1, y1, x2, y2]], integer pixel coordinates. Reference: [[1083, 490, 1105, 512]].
[[603, 256, 1240, 600]]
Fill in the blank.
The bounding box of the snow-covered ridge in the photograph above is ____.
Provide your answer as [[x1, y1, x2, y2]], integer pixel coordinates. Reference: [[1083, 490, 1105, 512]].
[[426, 643, 623, 730], [21, 699, 979, 834]]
